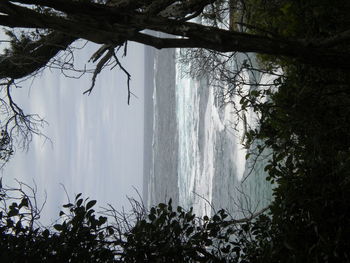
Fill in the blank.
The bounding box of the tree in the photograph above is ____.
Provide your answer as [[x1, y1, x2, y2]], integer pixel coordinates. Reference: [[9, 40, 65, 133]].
[[1, 0, 350, 262], [237, 1, 350, 261], [0, 0, 349, 81], [0, 179, 269, 262], [0, 0, 348, 164]]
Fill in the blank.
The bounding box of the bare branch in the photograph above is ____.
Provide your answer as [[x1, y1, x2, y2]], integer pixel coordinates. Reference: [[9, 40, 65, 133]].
[[83, 48, 114, 95], [111, 51, 131, 104]]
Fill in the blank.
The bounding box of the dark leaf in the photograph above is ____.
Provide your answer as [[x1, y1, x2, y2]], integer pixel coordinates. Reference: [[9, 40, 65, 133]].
[[75, 193, 82, 200], [54, 224, 63, 231], [86, 200, 97, 210], [42, 229, 50, 238], [76, 198, 83, 207]]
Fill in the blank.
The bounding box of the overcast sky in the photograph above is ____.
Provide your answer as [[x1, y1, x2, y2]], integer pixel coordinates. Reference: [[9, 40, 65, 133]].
[[2, 38, 145, 224]]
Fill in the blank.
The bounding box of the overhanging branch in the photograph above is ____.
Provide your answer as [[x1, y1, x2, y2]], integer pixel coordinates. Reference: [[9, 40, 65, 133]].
[[0, 0, 349, 84], [0, 32, 76, 79]]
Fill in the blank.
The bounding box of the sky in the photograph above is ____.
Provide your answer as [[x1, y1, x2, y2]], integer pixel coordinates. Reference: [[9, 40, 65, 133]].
[[1, 36, 146, 224]]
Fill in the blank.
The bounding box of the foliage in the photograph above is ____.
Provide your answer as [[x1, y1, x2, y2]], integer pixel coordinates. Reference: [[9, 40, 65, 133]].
[[238, 1, 350, 262], [245, 63, 350, 262], [244, 0, 350, 38], [0, 0, 349, 168], [0, 130, 13, 166], [0, 182, 115, 262], [0, 0, 350, 262], [121, 199, 246, 262], [0, 180, 273, 262]]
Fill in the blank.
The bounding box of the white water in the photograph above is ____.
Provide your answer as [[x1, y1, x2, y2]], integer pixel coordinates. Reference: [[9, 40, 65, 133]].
[[148, 47, 273, 218]]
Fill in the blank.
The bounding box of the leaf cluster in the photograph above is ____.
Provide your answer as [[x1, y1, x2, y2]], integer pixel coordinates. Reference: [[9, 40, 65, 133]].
[[0, 182, 274, 262], [0, 187, 115, 262], [233, 1, 350, 262]]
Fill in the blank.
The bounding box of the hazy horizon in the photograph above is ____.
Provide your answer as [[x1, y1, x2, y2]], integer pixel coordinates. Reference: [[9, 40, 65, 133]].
[[2, 39, 146, 224]]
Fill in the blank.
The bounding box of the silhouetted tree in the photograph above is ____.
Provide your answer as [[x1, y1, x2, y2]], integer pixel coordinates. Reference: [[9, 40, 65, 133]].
[[0, 179, 269, 262]]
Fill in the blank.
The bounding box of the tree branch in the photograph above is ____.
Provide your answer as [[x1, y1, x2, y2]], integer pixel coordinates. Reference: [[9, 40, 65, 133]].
[[1, 0, 349, 85], [0, 32, 76, 79]]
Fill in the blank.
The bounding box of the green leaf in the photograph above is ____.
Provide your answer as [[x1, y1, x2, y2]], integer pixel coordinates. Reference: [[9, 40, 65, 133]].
[[86, 209, 95, 218], [86, 200, 97, 210], [186, 226, 194, 236], [53, 224, 63, 231], [76, 198, 83, 207], [213, 214, 220, 222], [158, 203, 167, 209], [6, 218, 14, 227], [42, 229, 50, 238], [108, 227, 114, 235], [149, 213, 156, 221], [205, 239, 213, 246], [99, 216, 107, 225], [8, 208, 18, 217], [19, 198, 28, 208], [250, 90, 260, 97], [221, 245, 231, 253]]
